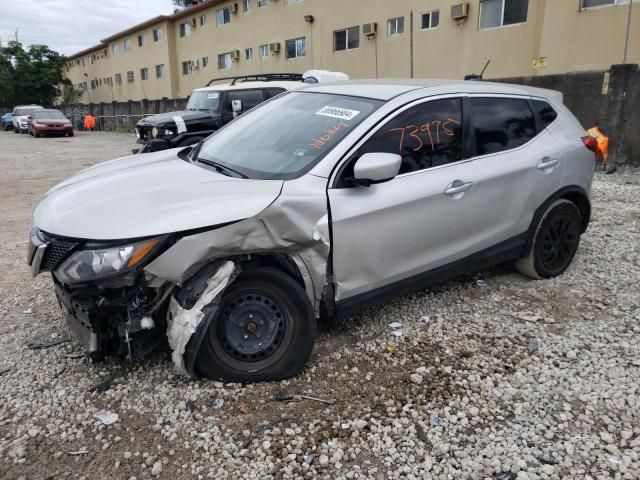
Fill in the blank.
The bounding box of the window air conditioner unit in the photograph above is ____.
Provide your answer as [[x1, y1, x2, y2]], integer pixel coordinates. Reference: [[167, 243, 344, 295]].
[[270, 42, 281, 54], [451, 3, 469, 20], [192, 59, 200, 70], [229, 3, 238, 14], [363, 23, 377, 37], [232, 49, 241, 61]]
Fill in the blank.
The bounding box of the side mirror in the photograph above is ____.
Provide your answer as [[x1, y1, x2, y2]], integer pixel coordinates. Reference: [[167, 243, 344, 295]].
[[349, 152, 402, 187], [231, 99, 243, 113]]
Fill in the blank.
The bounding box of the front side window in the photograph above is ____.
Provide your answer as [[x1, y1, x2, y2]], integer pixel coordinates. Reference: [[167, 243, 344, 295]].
[[286, 37, 306, 59], [186, 91, 221, 112], [480, 0, 529, 29], [218, 52, 232, 69], [196, 92, 381, 180], [226, 89, 265, 111], [471, 97, 536, 155], [127, 70, 134, 83], [388, 17, 405, 36], [358, 98, 463, 174], [140, 67, 149, 80], [532, 100, 558, 127], [259, 44, 269, 58], [334, 26, 359, 51], [217, 8, 231, 26], [421, 10, 440, 30]]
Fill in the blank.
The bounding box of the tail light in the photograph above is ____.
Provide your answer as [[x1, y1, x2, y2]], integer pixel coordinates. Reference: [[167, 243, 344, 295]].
[[582, 136, 598, 153]]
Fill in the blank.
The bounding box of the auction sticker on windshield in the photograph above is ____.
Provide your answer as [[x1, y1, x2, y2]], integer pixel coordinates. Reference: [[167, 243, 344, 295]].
[[207, 93, 219, 99], [315, 106, 360, 121]]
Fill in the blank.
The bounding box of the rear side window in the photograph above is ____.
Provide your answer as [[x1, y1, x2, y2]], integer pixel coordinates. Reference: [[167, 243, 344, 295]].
[[471, 97, 536, 156], [358, 97, 464, 174], [532, 100, 558, 127], [227, 89, 265, 111]]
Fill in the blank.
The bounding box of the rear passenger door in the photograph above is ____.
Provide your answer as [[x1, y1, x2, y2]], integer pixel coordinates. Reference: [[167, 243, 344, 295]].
[[468, 96, 563, 249], [222, 88, 266, 123]]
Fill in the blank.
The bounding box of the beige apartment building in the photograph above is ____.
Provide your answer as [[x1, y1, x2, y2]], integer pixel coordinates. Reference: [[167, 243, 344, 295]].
[[64, 0, 639, 103]]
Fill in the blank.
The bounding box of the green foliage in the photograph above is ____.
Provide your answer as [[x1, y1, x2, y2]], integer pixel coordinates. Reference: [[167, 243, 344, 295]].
[[0, 41, 69, 107], [60, 84, 83, 107], [173, 0, 205, 8]]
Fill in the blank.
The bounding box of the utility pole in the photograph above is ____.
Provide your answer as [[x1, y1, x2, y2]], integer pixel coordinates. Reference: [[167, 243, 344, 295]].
[[14, 28, 18, 43], [623, 0, 633, 64]]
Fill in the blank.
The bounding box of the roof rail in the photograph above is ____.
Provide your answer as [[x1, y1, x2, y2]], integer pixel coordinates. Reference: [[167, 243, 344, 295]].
[[206, 73, 304, 87]]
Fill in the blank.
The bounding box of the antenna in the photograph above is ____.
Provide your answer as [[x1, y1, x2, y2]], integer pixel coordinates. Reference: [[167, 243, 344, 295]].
[[479, 59, 491, 78]]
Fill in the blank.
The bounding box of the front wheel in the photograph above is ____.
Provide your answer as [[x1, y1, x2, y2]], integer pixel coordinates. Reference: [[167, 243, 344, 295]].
[[517, 199, 582, 279], [195, 267, 316, 383]]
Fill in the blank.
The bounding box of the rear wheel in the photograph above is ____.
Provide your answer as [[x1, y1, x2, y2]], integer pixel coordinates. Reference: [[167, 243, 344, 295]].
[[517, 199, 582, 279], [195, 267, 316, 383]]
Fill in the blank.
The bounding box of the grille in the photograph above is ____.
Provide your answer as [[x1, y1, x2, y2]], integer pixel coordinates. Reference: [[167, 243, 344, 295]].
[[40, 237, 78, 272]]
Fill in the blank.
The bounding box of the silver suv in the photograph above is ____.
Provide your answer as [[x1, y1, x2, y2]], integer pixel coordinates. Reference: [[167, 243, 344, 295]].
[[28, 80, 596, 382]]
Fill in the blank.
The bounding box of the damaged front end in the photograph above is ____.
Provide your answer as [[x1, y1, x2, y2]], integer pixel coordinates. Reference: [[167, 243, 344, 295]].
[[28, 228, 173, 361]]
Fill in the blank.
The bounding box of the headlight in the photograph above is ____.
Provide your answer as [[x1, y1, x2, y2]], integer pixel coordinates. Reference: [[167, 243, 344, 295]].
[[54, 238, 160, 283], [152, 127, 159, 138]]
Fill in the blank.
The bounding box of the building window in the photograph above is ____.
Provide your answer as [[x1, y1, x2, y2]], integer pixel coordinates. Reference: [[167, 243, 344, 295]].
[[334, 26, 359, 51], [217, 8, 231, 26], [218, 52, 232, 69], [140, 67, 149, 80], [259, 44, 269, 58], [421, 10, 440, 30], [127, 70, 134, 83], [285, 37, 306, 59], [111, 44, 120, 55], [202, 56, 209, 68], [284, 0, 303, 5], [582, 0, 631, 7], [153, 28, 162, 42], [388, 17, 404, 36], [243, 0, 251, 12], [115, 73, 122, 85], [200, 15, 207, 26], [155, 64, 165, 78], [138, 34, 145, 47], [245, 47, 254, 60], [182, 61, 191, 75], [180, 22, 192, 37], [258, 0, 267, 7], [124, 38, 132, 51], [480, 0, 529, 29]]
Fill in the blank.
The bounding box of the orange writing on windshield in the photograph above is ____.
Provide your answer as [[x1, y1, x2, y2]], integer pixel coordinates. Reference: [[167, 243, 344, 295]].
[[389, 118, 461, 153], [309, 121, 350, 150]]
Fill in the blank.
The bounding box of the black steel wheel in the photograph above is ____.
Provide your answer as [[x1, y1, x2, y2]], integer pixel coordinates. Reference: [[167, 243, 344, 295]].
[[517, 199, 582, 279], [195, 267, 315, 382]]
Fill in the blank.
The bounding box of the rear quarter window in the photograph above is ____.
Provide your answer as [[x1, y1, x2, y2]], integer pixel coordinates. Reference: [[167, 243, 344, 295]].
[[471, 97, 536, 156], [532, 100, 558, 127]]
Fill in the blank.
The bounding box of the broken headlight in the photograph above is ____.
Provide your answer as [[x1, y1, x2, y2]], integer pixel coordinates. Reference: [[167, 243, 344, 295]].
[[54, 238, 161, 283]]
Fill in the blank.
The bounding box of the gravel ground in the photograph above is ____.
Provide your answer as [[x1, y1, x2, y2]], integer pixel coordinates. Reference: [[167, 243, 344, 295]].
[[0, 130, 639, 480]]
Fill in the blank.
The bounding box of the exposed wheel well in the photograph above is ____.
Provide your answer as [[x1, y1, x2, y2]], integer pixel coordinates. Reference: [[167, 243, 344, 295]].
[[561, 191, 591, 233], [235, 254, 306, 290]]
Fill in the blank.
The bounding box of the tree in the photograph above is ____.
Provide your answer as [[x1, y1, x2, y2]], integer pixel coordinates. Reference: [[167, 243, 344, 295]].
[[0, 41, 69, 107], [60, 84, 83, 106], [173, 0, 205, 9]]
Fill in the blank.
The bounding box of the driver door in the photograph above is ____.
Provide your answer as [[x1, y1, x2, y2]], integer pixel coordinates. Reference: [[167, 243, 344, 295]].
[[328, 96, 479, 303]]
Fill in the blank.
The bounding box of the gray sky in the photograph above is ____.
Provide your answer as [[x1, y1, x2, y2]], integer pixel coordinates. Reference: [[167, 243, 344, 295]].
[[0, 0, 175, 55]]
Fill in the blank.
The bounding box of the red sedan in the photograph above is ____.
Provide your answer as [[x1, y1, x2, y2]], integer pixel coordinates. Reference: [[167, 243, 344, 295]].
[[28, 109, 74, 138]]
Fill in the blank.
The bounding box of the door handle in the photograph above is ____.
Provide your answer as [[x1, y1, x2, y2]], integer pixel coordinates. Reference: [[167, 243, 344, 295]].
[[537, 157, 559, 170], [444, 181, 473, 196]]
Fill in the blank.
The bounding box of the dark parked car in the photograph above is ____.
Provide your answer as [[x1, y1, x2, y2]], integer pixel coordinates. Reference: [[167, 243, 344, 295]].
[[1, 113, 13, 131], [27, 109, 74, 138]]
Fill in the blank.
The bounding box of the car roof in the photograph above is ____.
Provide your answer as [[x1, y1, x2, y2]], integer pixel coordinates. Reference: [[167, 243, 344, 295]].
[[192, 80, 306, 92], [299, 79, 562, 103]]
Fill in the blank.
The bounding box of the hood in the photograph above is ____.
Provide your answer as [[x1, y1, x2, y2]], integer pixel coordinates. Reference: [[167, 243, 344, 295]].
[[33, 148, 283, 240], [138, 110, 217, 127], [35, 119, 71, 125]]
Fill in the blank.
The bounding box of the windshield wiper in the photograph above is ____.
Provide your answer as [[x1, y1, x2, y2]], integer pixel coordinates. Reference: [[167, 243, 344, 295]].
[[195, 158, 249, 179]]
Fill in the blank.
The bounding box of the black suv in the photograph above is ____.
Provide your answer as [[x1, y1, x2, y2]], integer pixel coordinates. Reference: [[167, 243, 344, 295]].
[[134, 74, 306, 153]]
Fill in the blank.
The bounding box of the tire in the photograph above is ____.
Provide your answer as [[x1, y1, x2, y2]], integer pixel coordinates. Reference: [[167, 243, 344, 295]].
[[195, 267, 316, 383], [178, 137, 203, 147], [67, 131, 74, 137], [13, 127, 18, 134], [517, 199, 582, 279], [33, 131, 40, 138]]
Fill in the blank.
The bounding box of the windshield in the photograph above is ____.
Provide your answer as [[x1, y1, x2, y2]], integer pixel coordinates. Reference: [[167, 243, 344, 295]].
[[34, 110, 67, 120], [186, 91, 221, 111], [15, 107, 39, 116], [196, 92, 382, 180]]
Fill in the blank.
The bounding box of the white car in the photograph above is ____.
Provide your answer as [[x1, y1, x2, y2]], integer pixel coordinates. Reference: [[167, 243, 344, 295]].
[[13, 105, 43, 133]]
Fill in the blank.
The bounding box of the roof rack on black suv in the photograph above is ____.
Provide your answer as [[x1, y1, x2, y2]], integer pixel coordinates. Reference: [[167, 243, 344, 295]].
[[206, 73, 305, 87]]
